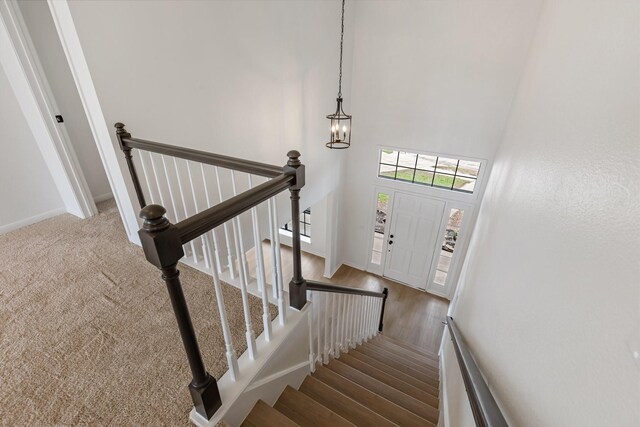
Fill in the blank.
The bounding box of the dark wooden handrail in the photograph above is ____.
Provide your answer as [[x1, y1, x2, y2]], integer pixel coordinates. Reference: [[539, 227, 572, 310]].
[[306, 280, 385, 298], [446, 316, 509, 427], [176, 172, 294, 244], [120, 135, 284, 178]]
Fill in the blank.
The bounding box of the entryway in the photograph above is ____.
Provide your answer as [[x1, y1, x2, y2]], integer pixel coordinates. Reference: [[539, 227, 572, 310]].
[[367, 188, 473, 299]]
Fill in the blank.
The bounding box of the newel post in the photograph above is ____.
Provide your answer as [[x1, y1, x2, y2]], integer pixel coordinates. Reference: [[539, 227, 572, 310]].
[[138, 205, 221, 420], [378, 287, 389, 332], [115, 122, 146, 209], [284, 150, 307, 310]]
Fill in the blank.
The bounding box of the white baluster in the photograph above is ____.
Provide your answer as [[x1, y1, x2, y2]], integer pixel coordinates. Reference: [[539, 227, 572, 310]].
[[248, 175, 272, 342], [139, 151, 155, 203], [230, 171, 250, 283], [159, 155, 193, 256], [269, 198, 286, 325], [149, 153, 166, 208], [357, 296, 364, 345], [340, 293, 348, 352], [202, 233, 239, 380], [334, 294, 343, 358], [323, 292, 330, 363], [308, 291, 316, 373], [349, 295, 356, 348], [366, 297, 373, 341], [200, 163, 222, 274], [214, 166, 236, 278], [345, 294, 353, 350], [186, 161, 209, 269], [172, 158, 198, 264], [374, 297, 382, 337], [317, 291, 321, 364], [330, 291, 337, 357], [231, 208, 257, 360]]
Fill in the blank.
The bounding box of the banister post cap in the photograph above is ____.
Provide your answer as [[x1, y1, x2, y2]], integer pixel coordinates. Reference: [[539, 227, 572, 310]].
[[114, 122, 126, 133], [140, 204, 170, 232], [287, 150, 301, 167]]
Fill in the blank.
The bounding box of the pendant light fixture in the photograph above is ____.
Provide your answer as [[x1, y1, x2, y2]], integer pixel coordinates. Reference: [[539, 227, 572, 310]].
[[326, 0, 351, 149]]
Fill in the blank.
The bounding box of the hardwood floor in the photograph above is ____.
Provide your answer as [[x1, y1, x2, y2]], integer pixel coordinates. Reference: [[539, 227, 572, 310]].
[[248, 242, 449, 354]]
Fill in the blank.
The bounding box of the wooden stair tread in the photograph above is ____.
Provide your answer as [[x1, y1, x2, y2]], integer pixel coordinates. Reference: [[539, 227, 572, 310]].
[[376, 334, 439, 360], [241, 400, 299, 427], [312, 365, 435, 427], [349, 349, 439, 395], [337, 352, 439, 407], [299, 375, 396, 427], [369, 336, 440, 368], [327, 358, 440, 424], [274, 386, 355, 427], [363, 341, 440, 373], [356, 345, 440, 388]]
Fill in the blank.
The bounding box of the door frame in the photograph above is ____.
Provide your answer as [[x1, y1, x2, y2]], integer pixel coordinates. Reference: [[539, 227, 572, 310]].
[[0, 0, 96, 218], [365, 185, 475, 299]]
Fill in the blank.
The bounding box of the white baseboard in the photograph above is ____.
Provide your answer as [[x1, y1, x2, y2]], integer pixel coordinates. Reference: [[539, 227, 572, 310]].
[[93, 192, 113, 203], [0, 207, 65, 235]]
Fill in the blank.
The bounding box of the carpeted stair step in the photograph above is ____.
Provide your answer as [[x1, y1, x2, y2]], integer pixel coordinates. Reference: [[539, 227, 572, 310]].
[[354, 346, 440, 388], [361, 341, 440, 376], [337, 352, 439, 407], [240, 400, 298, 427], [274, 385, 354, 426], [312, 365, 435, 426], [298, 375, 395, 427], [326, 358, 440, 424], [347, 349, 439, 395]]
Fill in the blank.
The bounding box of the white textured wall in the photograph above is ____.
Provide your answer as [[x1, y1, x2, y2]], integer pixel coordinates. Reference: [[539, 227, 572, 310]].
[[0, 65, 63, 232], [64, 0, 352, 214], [443, 1, 640, 425], [18, 0, 111, 201], [341, 0, 543, 269]]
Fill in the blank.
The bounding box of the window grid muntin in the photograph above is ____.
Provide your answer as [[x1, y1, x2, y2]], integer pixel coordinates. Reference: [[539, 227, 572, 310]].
[[378, 150, 479, 194], [282, 207, 311, 238]]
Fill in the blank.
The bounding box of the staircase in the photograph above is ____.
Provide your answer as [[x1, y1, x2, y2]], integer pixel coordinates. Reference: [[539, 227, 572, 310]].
[[241, 334, 440, 426]]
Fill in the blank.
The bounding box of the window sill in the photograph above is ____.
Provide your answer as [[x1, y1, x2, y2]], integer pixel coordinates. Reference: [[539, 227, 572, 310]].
[[279, 229, 311, 244]]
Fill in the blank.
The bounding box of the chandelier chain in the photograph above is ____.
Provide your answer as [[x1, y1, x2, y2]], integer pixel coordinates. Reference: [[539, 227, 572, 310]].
[[338, 0, 345, 98]]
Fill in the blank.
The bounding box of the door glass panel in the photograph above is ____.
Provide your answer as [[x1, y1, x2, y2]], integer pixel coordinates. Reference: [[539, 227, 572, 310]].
[[433, 208, 464, 287], [370, 192, 389, 265]]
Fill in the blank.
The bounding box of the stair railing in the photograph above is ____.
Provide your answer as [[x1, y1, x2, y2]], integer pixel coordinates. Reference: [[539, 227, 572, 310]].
[[114, 123, 308, 421], [306, 281, 388, 370], [446, 316, 508, 427]]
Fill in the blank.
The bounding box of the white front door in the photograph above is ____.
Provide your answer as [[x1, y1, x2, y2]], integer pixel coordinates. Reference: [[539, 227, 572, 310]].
[[383, 192, 445, 289]]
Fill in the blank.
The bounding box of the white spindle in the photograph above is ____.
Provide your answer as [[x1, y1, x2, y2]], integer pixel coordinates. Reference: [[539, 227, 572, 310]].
[[248, 175, 272, 342], [323, 292, 330, 363], [330, 291, 337, 357], [231, 206, 257, 360], [357, 296, 364, 345], [230, 171, 250, 283], [214, 166, 236, 278], [340, 293, 348, 352], [173, 158, 198, 264], [200, 163, 223, 274], [267, 198, 279, 301], [308, 291, 316, 372], [159, 155, 180, 222], [149, 153, 167, 208], [366, 297, 373, 341], [270, 199, 286, 325], [186, 161, 209, 269], [344, 294, 352, 350], [335, 294, 343, 358], [316, 291, 321, 364], [203, 233, 239, 380], [139, 151, 155, 203]]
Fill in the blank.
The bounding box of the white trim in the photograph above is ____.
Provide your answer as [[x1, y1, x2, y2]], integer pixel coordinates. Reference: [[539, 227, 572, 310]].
[[47, 0, 140, 244], [244, 360, 310, 393], [93, 191, 114, 203], [0, 207, 65, 235], [439, 329, 451, 427], [0, 0, 96, 219]]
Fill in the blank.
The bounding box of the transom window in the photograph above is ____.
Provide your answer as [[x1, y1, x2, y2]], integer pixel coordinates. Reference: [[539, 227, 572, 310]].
[[378, 149, 481, 194], [282, 208, 311, 238]]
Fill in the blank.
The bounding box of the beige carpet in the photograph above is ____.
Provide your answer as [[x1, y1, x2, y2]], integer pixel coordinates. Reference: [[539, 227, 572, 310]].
[[0, 200, 276, 426]]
